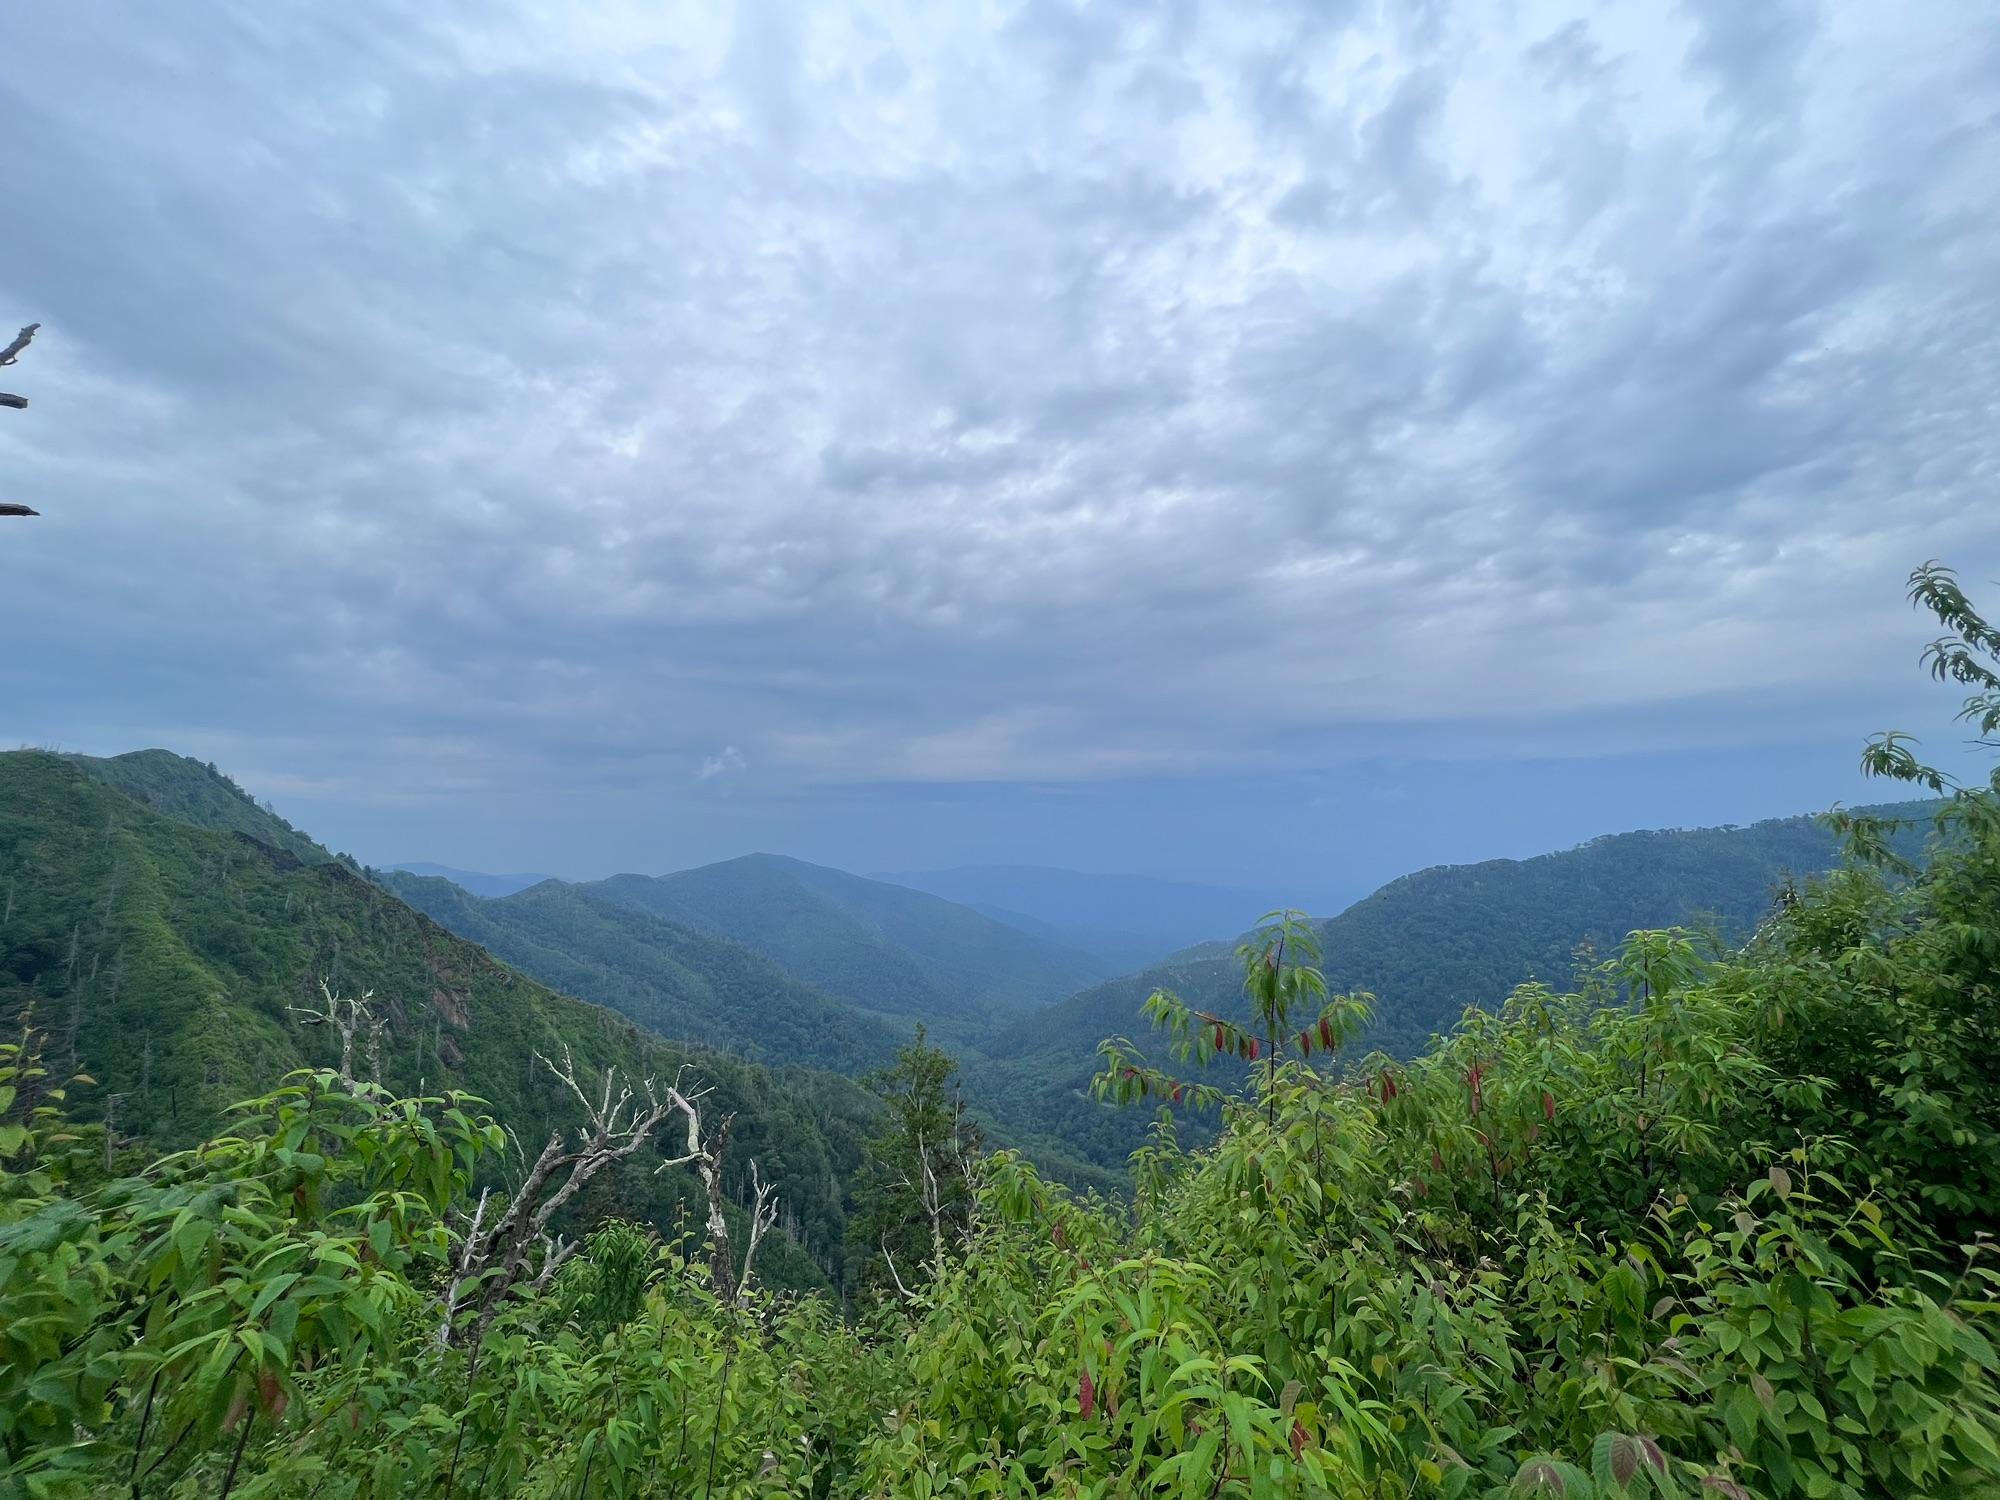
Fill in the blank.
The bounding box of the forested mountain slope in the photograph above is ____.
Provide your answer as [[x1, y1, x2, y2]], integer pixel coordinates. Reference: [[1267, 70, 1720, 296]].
[[0, 751, 875, 1288], [589, 853, 1106, 1028], [379, 871, 907, 1075], [980, 800, 1937, 1165], [378, 870, 1125, 1194], [69, 749, 335, 866]]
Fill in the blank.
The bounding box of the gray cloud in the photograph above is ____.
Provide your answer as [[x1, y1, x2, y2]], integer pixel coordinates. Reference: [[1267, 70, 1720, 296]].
[[1, 0, 1996, 878]]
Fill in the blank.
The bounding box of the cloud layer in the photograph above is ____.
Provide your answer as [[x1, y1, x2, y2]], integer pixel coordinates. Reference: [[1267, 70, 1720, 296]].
[[2, 0, 1996, 879]]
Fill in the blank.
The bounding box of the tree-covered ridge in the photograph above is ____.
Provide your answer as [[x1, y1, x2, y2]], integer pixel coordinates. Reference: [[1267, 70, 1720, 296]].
[[379, 869, 908, 1075], [592, 852, 1109, 1032], [379, 868, 1127, 1197], [68, 748, 335, 868], [977, 800, 1936, 1168], [0, 751, 875, 1290]]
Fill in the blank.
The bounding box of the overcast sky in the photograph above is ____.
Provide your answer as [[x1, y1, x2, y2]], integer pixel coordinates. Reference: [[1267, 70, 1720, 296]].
[[3, 0, 1997, 895]]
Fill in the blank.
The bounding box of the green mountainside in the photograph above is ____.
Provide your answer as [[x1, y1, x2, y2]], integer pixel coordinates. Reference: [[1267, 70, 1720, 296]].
[[978, 801, 1938, 1164], [377, 869, 1124, 1194], [69, 749, 335, 867], [589, 853, 1107, 1032], [379, 871, 907, 1075], [0, 750, 875, 1289]]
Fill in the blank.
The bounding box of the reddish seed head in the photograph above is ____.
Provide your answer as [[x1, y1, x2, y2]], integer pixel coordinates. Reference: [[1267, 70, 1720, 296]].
[[1383, 1073, 1398, 1102], [1291, 1421, 1309, 1459], [1248, 1038, 1261, 1061], [1298, 1030, 1312, 1054], [1079, 1370, 1095, 1419], [1431, 1148, 1445, 1172], [1170, 1084, 1183, 1104], [1213, 1023, 1226, 1051], [1318, 1017, 1334, 1050], [1542, 1090, 1556, 1122]]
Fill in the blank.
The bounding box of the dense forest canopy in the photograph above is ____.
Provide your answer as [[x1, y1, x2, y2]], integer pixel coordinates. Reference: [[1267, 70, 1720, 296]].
[[4, 563, 2000, 1497]]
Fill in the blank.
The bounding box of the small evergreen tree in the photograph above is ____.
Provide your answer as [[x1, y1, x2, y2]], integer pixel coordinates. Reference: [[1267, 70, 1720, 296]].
[[844, 1026, 980, 1304]]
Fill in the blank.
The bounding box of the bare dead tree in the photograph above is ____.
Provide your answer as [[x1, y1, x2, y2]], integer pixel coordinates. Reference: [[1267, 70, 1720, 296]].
[[288, 981, 385, 1086], [687, 1109, 739, 1303], [916, 1129, 949, 1271], [440, 1047, 704, 1363], [736, 1159, 781, 1300]]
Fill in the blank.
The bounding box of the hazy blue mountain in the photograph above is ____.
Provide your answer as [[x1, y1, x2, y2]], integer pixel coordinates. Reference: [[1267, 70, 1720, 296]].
[[590, 854, 1107, 1030], [386, 862, 552, 899], [379, 872, 906, 1075], [874, 863, 1354, 973]]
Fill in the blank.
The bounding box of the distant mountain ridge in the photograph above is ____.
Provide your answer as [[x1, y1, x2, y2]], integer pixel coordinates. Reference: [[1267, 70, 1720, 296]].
[[589, 853, 1108, 1031], [378, 869, 907, 1075], [387, 862, 552, 899], [875, 863, 1353, 973]]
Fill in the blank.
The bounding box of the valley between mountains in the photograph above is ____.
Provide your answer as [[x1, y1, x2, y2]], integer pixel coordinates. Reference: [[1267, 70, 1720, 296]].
[[1, 745, 1927, 1275]]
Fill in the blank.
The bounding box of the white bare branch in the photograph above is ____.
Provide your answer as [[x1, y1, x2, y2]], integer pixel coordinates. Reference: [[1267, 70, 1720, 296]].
[[736, 1159, 782, 1301], [289, 981, 386, 1086], [881, 1238, 916, 1301], [441, 1050, 698, 1365]]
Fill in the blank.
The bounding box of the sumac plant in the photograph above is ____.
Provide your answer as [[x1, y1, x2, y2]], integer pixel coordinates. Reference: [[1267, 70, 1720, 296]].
[[1094, 909, 1375, 1119]]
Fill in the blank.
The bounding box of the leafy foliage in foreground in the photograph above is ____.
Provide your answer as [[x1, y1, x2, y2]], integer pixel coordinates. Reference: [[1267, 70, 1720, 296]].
[[9, 786, 2000, 1497], [6, 563, 2000, 1496]]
